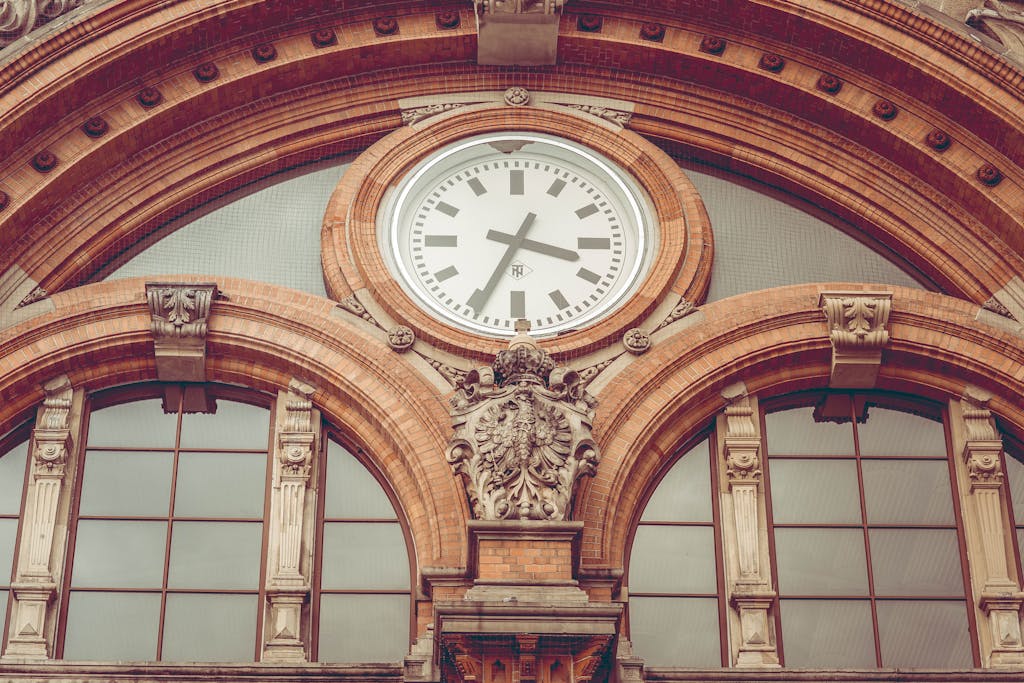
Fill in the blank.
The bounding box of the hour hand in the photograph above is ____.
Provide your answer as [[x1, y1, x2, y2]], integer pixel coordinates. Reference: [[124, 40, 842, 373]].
[[486, 230, 579, 262]]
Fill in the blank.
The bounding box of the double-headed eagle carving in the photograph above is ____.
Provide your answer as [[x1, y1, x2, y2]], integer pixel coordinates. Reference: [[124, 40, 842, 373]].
[[447, 323, 599, 521]]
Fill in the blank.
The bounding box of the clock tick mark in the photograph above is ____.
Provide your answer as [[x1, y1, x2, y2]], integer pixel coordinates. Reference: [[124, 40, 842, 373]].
[[467, 177, 487, 196], [548, 289, 570, 310], [510, 169, 524, 195], [576, 268, 601, 285], [434, 265, 459, 282], [435, 202, 459, 218], [578, 237, 610, 249], [575, 203, 599, 219], [425, 235, 458, 247]]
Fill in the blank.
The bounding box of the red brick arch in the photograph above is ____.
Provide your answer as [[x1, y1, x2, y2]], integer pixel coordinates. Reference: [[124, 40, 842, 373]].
[[0, 277, 467, 568], [585, 283, 1024, 571]]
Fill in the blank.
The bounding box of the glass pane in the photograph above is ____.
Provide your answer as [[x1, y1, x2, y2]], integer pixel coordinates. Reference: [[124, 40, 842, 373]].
[[79, 451, 173, 516], [640, 440, 711, 522], [862, 460, 954, 524], [72, 520, 166, 588], [876, 600, 972, 667], [88, 400, 177, 448], [857, 407, 946, 457], [629, 526, 716, 594], [321, 522, 409, 590], [318, 594, 409, 662], [629, 596, 720, 666], [1008, 455, 1024, 525], [179, 400, 269, 450], [764, 407, 853, 455], [174, 452, 266, 518], [0, 438, 28, 514], [162, 593, 257, 662], [324, 441, 397, 519], [63, 591, 161, 660], [870, 529, 964, 596], [779, 599, 875, 667], [167, 521, 262, 589], [768, 459, 860, 524], [774, 528, 868, 595], [0, 591, 7, 632], [0, 518, 18, 584]]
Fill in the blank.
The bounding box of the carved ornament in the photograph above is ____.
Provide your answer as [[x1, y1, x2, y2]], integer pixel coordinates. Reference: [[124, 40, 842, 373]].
[[0, 0, 86, 49], [447, 322, 598, 521], [622, 328, 650, 355], [402, 103, 465, 125], [387, 325, 415, 352], [960, 387, 1005, 488], [146, 283, 216, 382], [564, 103, 631, 127], [654, 296, 696, 330], [819, 291, 892, 388], [475, 0, 565, 15]]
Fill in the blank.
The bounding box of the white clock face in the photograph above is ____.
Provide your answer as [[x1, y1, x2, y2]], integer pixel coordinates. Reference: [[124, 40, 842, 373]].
[[380, 132, 656, 337]]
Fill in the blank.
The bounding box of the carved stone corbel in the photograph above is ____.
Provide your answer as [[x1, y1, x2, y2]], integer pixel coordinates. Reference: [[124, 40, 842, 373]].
[[474, 1, 565, 65], [446, 322, 598, 521], [956, 386, 1024, 666], [819, 291, 893, 388], [5, 376, 78, 659], [262, 379, 319, 662], [718, 383, 779, 667], [146, 283, 217, 382]]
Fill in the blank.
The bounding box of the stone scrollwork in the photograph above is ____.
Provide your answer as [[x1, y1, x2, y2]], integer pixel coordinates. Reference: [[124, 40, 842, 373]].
[[475, 0, 566, 15], [564, 104, 632, 127], [819, 291, 892, 388], [401, 102, 465, 125], [146, 283, 217, 382], [447, 321, 598, 521], [0, 0, 87, 49]]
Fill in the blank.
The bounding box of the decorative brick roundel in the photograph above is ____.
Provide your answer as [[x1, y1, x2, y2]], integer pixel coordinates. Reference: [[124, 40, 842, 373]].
[[436, 11, 460, 29], [82, 116, 109, 138], [758, 53, 785, 72], [926, 129, 952, 151], [700, 36, 726, 55], [311, 29, 337, 47], [872, 99, 898, 121], [252, 44, 277, 63], [31, 151, 57, 173], [577, 14, 602, 32], [639, 23, 665, 42], [817, 74, 843, 94], [976, 164, 1003, 186], [136, 87, 162, 108], [0, 190, 8, 211], [373, 16, 398, 35], [193, 63, 219, 82]]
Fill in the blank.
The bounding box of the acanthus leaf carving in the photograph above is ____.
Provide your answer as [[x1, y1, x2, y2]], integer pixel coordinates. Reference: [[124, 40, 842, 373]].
[[474, 0, 566, 15], [960, 386, 1004, 488], [401, 102, 465, 125], [447, 322, 598, 521], [146, 283, 215, 338], [563, 103, 632, 127], [819, 292, 893, 388], [654, 296, 696, 331]]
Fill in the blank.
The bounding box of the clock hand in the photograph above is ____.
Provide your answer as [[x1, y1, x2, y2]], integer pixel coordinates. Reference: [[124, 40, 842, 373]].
[[485, 230, 580, 262], [468, 212, 536, 315]]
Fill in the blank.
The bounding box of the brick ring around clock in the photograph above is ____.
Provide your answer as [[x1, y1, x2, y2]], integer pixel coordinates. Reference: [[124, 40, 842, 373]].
[[321, 105, 712, 358]]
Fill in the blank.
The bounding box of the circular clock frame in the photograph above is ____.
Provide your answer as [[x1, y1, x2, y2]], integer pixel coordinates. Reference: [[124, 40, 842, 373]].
[[322, 105, 712, 358]]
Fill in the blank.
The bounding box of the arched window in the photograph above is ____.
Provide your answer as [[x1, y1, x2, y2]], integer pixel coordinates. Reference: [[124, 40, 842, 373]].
[[313, 438, 411, 662], [626, 437, 725, 666], [58, 388, 272, 661], [0, 426, 30, 653], [627, 393, 978, 668]]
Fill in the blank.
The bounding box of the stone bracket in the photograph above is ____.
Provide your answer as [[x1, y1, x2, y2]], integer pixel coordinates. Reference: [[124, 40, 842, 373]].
[[146, 283, 217, 382], [475, 1, 564, 66], [819, 292, 892, 388]]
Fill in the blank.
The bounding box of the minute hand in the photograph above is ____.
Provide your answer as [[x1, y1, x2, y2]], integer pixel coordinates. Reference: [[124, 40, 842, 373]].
[[467, 212, 536, 315], [486, 230, 579, 262]]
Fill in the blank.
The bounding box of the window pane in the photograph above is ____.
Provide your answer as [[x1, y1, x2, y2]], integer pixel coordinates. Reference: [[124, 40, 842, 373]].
[[1008, 456, 1024, 524], [870, 529, 963, 596], [79, 451, 173, 516], [876, 600, 972, 667], [774, 528, 869, 595], [324, 441, 397, 519], [857, 408, 946, 457], [319, 594, 409, 662], [321, 522, 409, 590], [768, 459, 860, 524], [63, 591, 160, 660], [640, 440, 711, 522], [629, 526, 716, 594], [72, 520, 166, 588], [174, 452, 266, 518], [0, 591, 7, 632], [862, 460, 954, 524], [167, 521, 262, 589], [629, 596, 720, 666], [764, 408, 853, 455], [179, 400, 269, 450], [162, 593, 257, 662], [0, 438, 28, 514], [88, 400, 177, 448], [0, 518, 18, 585], [779, 599, 875, 667]]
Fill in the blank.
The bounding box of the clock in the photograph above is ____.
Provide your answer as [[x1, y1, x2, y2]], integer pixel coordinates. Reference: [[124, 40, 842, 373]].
[[378, 132, 658, 337]]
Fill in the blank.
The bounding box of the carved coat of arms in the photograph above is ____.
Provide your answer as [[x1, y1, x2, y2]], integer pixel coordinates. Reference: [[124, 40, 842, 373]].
[[447, 324, 599, 521]]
